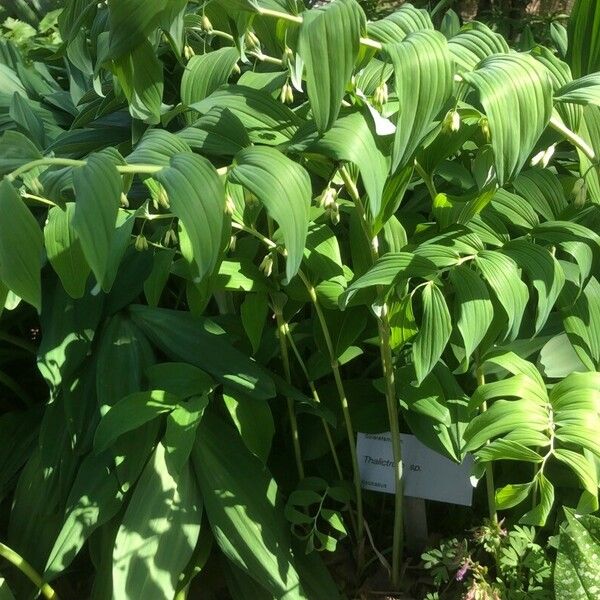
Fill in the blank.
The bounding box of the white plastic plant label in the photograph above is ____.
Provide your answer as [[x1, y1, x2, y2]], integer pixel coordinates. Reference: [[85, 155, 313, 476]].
[[356, 432, 474, 506]]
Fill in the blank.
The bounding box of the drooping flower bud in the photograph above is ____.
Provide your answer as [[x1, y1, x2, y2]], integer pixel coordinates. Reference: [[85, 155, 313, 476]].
[[480, 117, 491, 142], [530, 143, 556, 168], [328, 201, 340, 225], [280, 82, 294, 105], [184, 45, 195, 60], [282, 46, 293, 68], [164, 228, 178, 247], [225, 193, 236, 215], [319, 186, 338, 209], [259, 253, 274, 277], [120, 192, 129, 208], [156, 184, 170, 209], [245, 31, 260, 51], [135, 234, 148, 251], [201, 14, 213, 33], [373, 81, 388, 110], [573, 178, 587, 206], [229, 235, 237, 252], [443, 109, 461, 133]]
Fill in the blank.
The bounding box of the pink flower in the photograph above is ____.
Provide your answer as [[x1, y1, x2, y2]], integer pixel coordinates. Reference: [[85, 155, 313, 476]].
[[456, 562, 470, 581]]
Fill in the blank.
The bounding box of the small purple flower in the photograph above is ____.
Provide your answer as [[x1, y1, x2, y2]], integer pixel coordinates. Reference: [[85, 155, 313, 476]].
[[455, 562, 470, 581]]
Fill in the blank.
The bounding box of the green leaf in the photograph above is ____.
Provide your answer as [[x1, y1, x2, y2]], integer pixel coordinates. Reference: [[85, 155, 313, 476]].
[[367, 4, 432, 44], [129, 305, 276, 400], [539, 333, 588, 379], [495, 482, 533, 510], [448, 22, 509, 71], [181, 48, 239, 105], [339, 252, 437, 307], [566, 0, 600, 78], [223, 388, 274, 463], [156, 153, 224, 282], [192, 412, 301, 598], [462, 54, 553, 185], [464, 399, 548, 451], [512, 169, 567, 220], [386, 30, 453, 170], [214, 259, 272, 293], [449, 265, 493, 369], [413, 282, 452, 384], [44, 203, 90, 299], [502, 240, 565, 334], [146, 362, 214, 399], [95, 314, 155, 413], [0, 578, 15, 600], [520, 473, 554, 526], [476, 439, 544, 463], [191, 85, 301, 145], [298, 0, 365, 133], [290, 109, 389, 217], [475, 250, 529, 340], [555, 73, 600, 107], [0, 179, 43, 311], [562, 276, 600, 370], [107, 0, 169, 59], [531, 45, 581, 131], [489, 189, 539, 230], [113, 442, 201, 600], [94, 390, 180, 454], [163, 395, 208, 475], [241, 293, 269, 354], [554, 512, 600, 600], [143, 248, 175, 306], [229, 146, 311, 281], [44, 453, 123, 579], [178, 107, 251, 156], [0, 130, 42, 177], [9, 93, 45, 148], [72, 153, 122, 291], [127, 129, 191, 166], [555, 448, 598, 496], [389, 294, 418, 350], [113, 40, 164, 124]]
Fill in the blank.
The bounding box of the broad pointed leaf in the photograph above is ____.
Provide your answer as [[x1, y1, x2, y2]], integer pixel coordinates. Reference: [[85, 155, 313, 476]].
[[386, 30, 453, 171], [0, 179, 43, 311], [298, 0, 365, 133], [229, 146, 311, 281], [155, 153, 225, 282]]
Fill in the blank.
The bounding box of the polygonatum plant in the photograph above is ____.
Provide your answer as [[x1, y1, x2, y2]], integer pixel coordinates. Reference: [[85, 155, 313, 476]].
[[0, 0, 599, 598]]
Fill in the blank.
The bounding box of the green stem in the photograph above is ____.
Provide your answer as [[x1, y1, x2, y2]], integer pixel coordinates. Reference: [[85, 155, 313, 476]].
[[378, 310, 404, 586], [173, 586, 188, 600], [255, 6, 383, 51], [340, 165, 404, 588], [255, 7, 303, 24], [297, 271, 364, 562], [0, 542, 60, 600], [268, 217, 304, 480], [549, 114, 596, 162], [249, 51, 284, 66], [476, 367, 497, 522], [284, 325, 345, 483], [274, 309, 304, 480], [21, 192, 57, 208], [414, 161, 437, 201], [7, 158, 85, 181], [7, 158, 229, 184], [231, 221, 278, 249]]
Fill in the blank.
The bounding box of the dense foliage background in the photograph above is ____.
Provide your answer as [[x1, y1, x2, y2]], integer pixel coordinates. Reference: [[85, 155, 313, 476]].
[[0, 0, 599, 599]]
